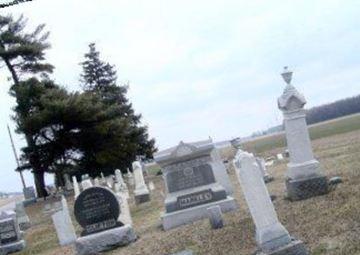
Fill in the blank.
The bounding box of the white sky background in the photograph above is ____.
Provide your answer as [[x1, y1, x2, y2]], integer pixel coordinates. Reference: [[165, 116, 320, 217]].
[[0, 0, 360, 192]]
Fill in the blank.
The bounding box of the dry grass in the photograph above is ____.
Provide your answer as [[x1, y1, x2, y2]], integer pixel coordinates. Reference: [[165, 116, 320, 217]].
[[14, 129, 360, 255]]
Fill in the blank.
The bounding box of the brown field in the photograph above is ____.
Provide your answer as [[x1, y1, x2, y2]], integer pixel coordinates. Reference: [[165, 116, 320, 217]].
[[15, 129, 360, 255]]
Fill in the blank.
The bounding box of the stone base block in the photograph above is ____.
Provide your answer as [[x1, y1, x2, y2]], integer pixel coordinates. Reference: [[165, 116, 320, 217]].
[[75, 225, 136, 255], [257, 239, 308, 255], [286, 175, 329, 201], [264, 176, 274, 183], [22, 199, 37, 207], [0, 240, 26, 255], [161, 196, 238, 231], [135, 193, 150, 204]]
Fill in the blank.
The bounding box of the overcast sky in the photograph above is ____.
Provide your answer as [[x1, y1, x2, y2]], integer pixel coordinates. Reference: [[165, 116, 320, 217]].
[[1, 0, 360, 192]]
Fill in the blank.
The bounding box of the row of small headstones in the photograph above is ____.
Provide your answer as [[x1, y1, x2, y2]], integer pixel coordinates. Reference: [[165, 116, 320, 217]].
[[49, 160, 154, 253]]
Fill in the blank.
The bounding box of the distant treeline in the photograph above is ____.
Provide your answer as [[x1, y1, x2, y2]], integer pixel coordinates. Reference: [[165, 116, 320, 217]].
[[306, 94, 360, 125], [251, 94, 360, 138]]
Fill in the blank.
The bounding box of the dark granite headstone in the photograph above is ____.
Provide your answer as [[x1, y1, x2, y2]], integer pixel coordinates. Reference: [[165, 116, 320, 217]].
[[74, 187, 123, 236], [0, 219, 18, 245], [166, 163, 216, 193]]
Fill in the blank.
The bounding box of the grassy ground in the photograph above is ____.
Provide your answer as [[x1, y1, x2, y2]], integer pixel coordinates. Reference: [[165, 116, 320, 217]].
[[15, 125, 360, 255], [243, 113, 360, 154]]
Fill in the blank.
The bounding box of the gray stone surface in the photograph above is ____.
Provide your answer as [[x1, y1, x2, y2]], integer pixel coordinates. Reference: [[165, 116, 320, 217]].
[[0, 239, 26, 255], [207, 205, 223, 229], [75, 225, 136, 255], [257, 239, 308, 255], [155, 140, 237, 231], [51, 197, 76, 246], [15, 202, 30, 231], [135, 193, 150, 204], [162, 197, 237, 231], [0, 211, 25, 254], [170, 250, 193, 255], [278, 67, 329, 201], [286, 175, 329, 201], [133, 161, 150, 204], [23, 187, 36, 200], [234, 151, 292, 252]]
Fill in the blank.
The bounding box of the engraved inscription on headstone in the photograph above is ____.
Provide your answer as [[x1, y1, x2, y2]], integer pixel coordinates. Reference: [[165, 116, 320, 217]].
[[74, 187, 123, 236], [166, 164, 215, 193], [0, 219, 17, 244], [177, 190, 214, 210]]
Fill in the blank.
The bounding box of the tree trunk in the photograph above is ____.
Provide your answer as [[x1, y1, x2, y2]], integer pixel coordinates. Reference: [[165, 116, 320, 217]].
[[55, 171, 65, 188], [33, 171, 48, 198]]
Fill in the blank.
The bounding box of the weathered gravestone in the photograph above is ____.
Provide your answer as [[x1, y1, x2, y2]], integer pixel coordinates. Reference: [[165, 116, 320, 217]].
[[154, 140, 238, 231], [22, 186, 36, 207], [51, 196, 76, 246], [72, 176, 80, 199], [278, 67, 329, 201], [74, 186, 136, 255], [0, 211, 26, 254], [233, 150, 308, 255], [133, 161, 150, 204], [207, 205, 224, 229], [15, 202, 30, 231], [256, 157, 274, 183], [63, 174, 73, 191]]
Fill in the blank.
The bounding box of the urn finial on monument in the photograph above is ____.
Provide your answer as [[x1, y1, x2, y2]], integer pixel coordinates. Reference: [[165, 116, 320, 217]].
[[281, 66, 293, 85], [278, 66, 306, 112], [277, 66, 329, 201]]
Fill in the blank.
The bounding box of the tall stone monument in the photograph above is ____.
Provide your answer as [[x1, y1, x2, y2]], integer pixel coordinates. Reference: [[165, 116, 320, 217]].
[[154, 140, 237, 231], [233, 150, 308, 255], [278, 67, 329, 201], [133, 161, 150, 204]]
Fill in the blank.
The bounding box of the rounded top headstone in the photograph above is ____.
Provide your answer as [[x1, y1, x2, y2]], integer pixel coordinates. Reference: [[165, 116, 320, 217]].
[[74, 186, 122, 235]]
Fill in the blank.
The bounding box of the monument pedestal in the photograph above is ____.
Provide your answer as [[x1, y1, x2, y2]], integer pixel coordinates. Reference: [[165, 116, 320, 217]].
[[286, 175, 328, 201], [257, 239, 308, 255], [0, 239, 26, 254], [75, 225, 136, 255], [161, 196, 237, 231], [134, 191, 150, 204]]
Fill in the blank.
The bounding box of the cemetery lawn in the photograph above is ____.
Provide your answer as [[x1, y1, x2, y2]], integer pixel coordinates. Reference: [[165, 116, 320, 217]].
[[243, 113, 360, 153], [16, 128, 360, 255]]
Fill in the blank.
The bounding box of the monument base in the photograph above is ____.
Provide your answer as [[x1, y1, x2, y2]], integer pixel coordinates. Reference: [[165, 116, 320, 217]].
[[286, 175, 329, 201], [161, 196, 237, 231], [0, 240, 26, 254], [75, 225, 136, 255], [134, 192, 150, 204], [257, 239, 308, 255], [22, 198, 37, 207], [264, 175, 274, 183]]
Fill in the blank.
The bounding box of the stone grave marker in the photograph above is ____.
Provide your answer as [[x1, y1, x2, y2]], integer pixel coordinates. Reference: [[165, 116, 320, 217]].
[[15, 202, 30, 230], [52, 196, 76, 246], [233, 150, 308, 255], [278, 67, 329, 201], [133, 161, 150, 204], [22, 186, 36, 207], [256, 157, 274, 183], [207, 205, 224, 229], [72, 176, 80, 198], [74, 186, 136, 255], [154, 140, 238, 230], [0, 211, 26, 254], [64, 174, 73, 191]]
